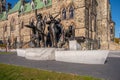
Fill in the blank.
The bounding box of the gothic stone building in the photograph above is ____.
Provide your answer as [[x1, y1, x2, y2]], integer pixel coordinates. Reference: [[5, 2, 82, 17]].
[[0, 0, 116, 50]]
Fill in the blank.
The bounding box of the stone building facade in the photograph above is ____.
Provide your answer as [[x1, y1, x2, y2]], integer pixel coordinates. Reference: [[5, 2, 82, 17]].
[[0, 0, 115, 50], [0, 0, 6, 13]]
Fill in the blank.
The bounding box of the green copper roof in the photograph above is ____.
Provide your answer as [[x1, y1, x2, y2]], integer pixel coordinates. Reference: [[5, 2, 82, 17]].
[[45, 0, 52, 7], [8, 0, 21, 14], [0, 12, 7, 21], [35, 0, 44, 9], [24, 3, 31, 13], [0, 13, 3, 19], [2, 0, 52, 15], [35, 0, 52, 9], [23, 0, 52, 13]]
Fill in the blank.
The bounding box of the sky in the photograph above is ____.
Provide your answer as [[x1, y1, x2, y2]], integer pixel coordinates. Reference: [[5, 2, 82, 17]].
[[110, 0, 120, 38], [6, 0, 120, 38]]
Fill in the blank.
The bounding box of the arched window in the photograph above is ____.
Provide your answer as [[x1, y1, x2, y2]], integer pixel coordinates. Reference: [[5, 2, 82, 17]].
[[110, 27, 113, 34], [4, 24, 7, 32], [69, 5, 74, 19], [62, 7, 66, 20], [68, 22, 75, 39], [10, 17, 15, 31], [20, 21, 24, 29]]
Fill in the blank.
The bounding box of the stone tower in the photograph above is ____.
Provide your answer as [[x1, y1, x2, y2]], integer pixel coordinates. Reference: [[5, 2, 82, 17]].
[[96, 0, 114, 49], [0, 0, 6, 13]]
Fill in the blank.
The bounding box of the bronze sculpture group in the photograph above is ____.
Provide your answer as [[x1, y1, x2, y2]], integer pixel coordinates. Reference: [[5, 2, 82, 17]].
[[25, 12, 75, 48]]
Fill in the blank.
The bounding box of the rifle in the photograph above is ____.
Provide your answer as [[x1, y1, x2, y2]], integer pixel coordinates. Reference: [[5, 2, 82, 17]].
[[49, 12, 60, 20], [25, 25, 47, 36]]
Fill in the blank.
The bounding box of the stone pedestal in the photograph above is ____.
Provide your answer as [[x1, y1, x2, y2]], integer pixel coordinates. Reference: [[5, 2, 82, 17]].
[[25, 48, 56, 60], [17, 49, 26, 57], [17, 48, 109, 64], [55, 50, 109, 64], [69, 40, 80, 50], [17, 48, 57, 60]]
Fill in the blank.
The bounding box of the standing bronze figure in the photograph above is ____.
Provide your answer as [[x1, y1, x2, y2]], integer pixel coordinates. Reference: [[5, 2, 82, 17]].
[[46, 15, 57, 47], [25, 11, 63, 48], [36, 13, 46, 47], [25, 19, 37, 47], [46, 14, 62, 47]]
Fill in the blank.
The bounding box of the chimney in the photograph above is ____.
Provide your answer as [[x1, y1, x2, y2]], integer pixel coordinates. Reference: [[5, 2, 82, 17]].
[[7, 3, 12, 11]]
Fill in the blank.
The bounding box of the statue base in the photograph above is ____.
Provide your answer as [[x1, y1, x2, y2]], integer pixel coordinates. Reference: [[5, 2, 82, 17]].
[[55, 50, 109, 64], [17, 48, 109, 64], [17, 48, 57, 60]]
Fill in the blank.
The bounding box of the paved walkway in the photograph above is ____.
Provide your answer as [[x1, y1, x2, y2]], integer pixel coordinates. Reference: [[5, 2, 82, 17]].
[[0, 51, 120, 80]]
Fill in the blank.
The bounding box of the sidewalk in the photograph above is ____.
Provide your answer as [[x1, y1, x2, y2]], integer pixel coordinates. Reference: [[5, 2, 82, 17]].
[[0, 52, 120, 80]]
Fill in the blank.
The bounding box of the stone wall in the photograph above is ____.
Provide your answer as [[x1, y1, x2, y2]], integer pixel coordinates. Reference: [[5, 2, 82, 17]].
[[0, 0, 117, 50], [96, 0, 114, 50]]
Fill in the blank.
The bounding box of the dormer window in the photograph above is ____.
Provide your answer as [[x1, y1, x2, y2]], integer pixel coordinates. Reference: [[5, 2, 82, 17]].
[[43, 0, 48, 5], [21, 5, 24, 13], [31, 0, 35, 10], [20, 0, 25, 13]]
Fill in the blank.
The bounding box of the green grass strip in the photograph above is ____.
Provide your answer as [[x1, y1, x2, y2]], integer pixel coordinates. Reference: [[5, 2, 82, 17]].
[[0, 63, 101, 80], [0, 52, 14, 54]]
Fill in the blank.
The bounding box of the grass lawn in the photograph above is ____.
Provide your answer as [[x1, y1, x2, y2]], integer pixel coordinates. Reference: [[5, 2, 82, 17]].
[[0, 52, 14, 54], [0, 64, 101, 80]]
